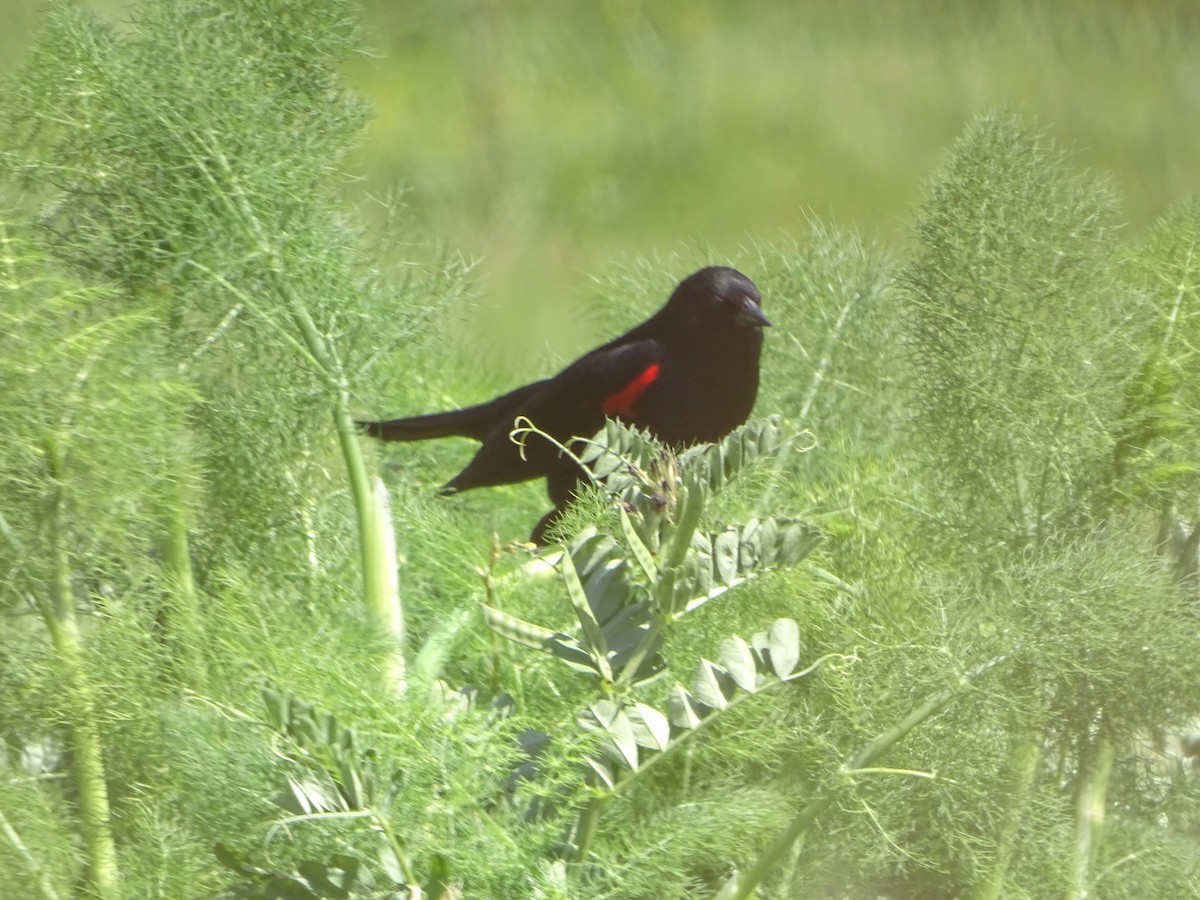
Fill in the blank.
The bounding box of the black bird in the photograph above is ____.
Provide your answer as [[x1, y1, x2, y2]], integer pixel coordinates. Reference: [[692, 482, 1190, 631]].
[[360, 266, 770, 542]]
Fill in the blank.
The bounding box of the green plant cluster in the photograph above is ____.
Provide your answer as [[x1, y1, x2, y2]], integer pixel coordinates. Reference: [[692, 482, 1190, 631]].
[[1, 3, 1199, 899]]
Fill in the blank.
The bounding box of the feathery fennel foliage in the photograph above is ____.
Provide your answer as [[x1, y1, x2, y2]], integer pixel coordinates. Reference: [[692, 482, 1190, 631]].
[[893, 113, 1200, 900], [0, 217, 195, 899], [1, 2, 1199, 898], [1117, 201, 1200, 581], [905, 112, 1126, 556], [0, 0, 456, 894]]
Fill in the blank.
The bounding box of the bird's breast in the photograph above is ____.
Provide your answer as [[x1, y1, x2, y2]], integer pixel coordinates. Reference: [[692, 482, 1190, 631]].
[[625, 348, 761, 446]]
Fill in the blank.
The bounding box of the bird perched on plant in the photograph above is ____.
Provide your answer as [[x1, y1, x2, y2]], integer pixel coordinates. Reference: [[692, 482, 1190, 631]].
[[360, 266, 770, 543]]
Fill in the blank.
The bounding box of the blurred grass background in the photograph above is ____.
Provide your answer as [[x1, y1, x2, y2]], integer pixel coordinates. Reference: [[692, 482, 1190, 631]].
[[4, 0, 1198, 363]]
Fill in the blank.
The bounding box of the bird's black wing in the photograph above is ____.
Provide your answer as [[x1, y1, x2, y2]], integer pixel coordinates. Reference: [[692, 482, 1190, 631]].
[[442, 339, 664, 494]]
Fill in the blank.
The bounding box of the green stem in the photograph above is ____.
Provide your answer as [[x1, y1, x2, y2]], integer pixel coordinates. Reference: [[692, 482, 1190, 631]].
[[971, 713, 1044, 900], [728, 655, 1008, 900], [155, 489, 207, 689], [197, 134, 406, 694], [374, 812, 417, 886], [40, 445, 120, 900], [283, 265, 406, 697], [570, 794, 608, 870], [1066, 718, 1115, 900]]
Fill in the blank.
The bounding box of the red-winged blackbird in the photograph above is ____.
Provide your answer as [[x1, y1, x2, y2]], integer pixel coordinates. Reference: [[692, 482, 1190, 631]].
[[360, 266, 770, 542]]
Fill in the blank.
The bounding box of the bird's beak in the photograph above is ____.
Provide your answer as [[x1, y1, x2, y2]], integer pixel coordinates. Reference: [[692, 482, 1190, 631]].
[[736, 298, 772, 329]]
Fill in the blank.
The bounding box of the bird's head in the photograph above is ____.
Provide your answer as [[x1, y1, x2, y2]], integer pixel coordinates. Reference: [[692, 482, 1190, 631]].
[[667, 266, 771, 332]]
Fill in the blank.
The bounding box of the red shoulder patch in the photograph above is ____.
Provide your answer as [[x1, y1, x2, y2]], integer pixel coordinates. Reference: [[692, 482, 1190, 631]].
[[602, 363, 661, 417]]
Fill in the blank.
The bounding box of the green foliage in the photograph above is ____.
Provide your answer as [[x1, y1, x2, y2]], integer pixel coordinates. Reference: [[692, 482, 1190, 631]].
[[205, 413, 834, 899], [4, 0, 364, 286], [2, 2, 1200, 898], [905, 112, 1125, 554], [0, 217, 190, 582], [1117, 201, 1200, 517], [484, 418, 821, 687], [214, 687, 413, 899], [333, 0, 1200, 330], [0, 1, 456, 895], [0, 215, 194, 898], [891, 114, 1200, 899], [2, 0, 468, 586]]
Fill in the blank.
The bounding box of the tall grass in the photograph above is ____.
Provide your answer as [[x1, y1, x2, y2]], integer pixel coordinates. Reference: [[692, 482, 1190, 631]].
[[5, 1, 1195, 350], [339, 0, 1200, 353]]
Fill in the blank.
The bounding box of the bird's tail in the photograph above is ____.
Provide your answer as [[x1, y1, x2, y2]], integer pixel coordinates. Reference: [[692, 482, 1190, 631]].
[[358, 409, 487, 442], [358, 379, 548, 443]]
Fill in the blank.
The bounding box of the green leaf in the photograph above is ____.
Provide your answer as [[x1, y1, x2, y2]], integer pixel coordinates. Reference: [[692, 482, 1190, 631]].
[[713, 528, 740, 585], [298, 855, 371, 897], [750, 630, 772, 670], [562, 552, 613, 681], [564, 528, 620, 578], [215, 842, 272, 877], [480, 603, 558, 649], [580, 557, 637, 629], [336, 755, 366, 810], [603, 603, 662, 682], [667, 684, 703, 730], [683, 535, 714, 600], [777, 519, 823, 566], [719, 635, 758, 692], [677, 416, 785, 493], [262, 686, 288, 731], [745, 519, 772, 568], [582, 699, 640, 771], [483, 597, 619, 679], [584, 436, 626, 481], [768, 618, 802, 678], [215, 859, 323, 898], [288, 701, 318, 746], [600, 601, 652, 651], [278, 775, 344, 815], [627, 702, 671, 751], [378, 835, 404, 886], [546, 635, 606, 676], [692, 659, 730, 710], [585, 756, 615, 790], [620, 505, 659, 582]]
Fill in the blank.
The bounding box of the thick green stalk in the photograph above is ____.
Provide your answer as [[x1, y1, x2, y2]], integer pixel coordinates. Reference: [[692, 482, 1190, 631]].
[[1066, 722, 1115, 900], [971, 716, 1044, 900], [368, 473, 406, 692], [41, 447, 120, 900], [313, 316, 406, 695], [570, 795, 607, 871], [275, 275, 406, 696], [199, 137, 405, 693], [155, 490, 207, 690]]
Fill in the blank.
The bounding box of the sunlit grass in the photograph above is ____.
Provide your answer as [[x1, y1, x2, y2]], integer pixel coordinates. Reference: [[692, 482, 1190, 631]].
[[3, 0, 1197, 359], [330, 0, 1200, 361]]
